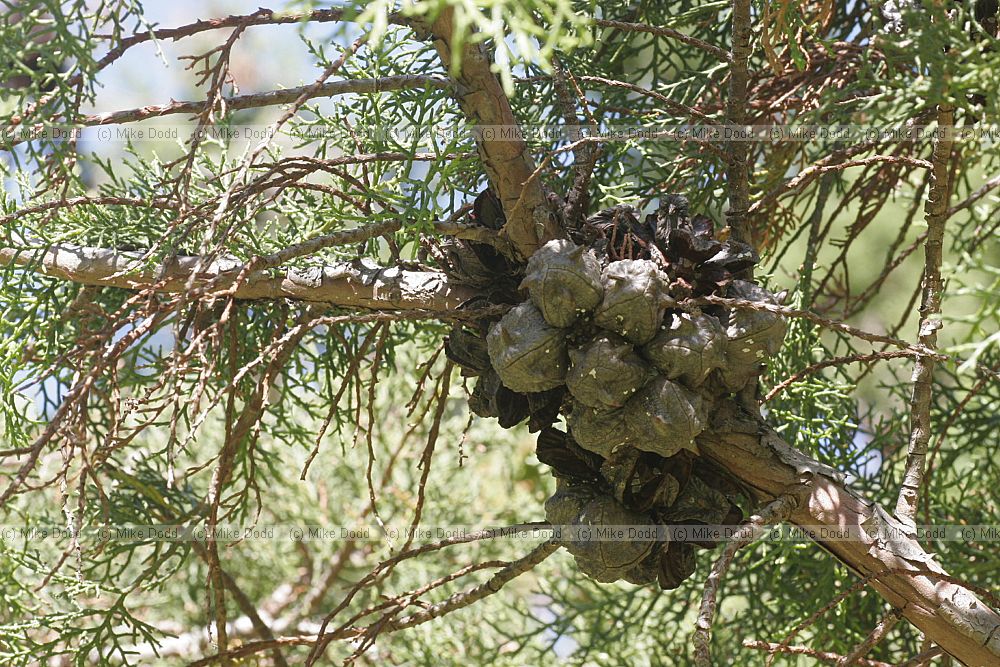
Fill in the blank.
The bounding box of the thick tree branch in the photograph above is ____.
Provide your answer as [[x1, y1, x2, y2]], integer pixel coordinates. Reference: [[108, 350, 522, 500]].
[[254, 219, 497, 270], [0, 244, 478, 311], [426, 8, 561, 259], [699, 401, 1000, 667]]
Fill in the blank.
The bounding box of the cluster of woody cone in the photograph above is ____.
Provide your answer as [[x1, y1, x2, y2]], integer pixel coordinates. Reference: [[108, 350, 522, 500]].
[[444, 194, 786, 588]]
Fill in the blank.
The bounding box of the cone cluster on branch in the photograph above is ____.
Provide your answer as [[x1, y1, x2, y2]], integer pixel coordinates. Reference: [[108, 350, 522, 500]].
[[444, 193, 787, 588]]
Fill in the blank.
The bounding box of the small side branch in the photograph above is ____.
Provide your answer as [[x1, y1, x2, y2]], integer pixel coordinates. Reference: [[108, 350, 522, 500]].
[[301, 538, 557, 665], [743, 640, 894, 667], [593, 19, 731, 62], [763, 350, 915, 402], [725, 0, 753, 247], [551, 58, 598, 229], [384, 540, 559, 631], [187, 541, 557, 666], [693, 495, 797, 666], [10, 7, 415, 128], [683, 295, 946, 360], [945, 171, 1000, 219], [836, 608, 903, 666], [894, 104, 955, 524], [749, 155, 933, 215]]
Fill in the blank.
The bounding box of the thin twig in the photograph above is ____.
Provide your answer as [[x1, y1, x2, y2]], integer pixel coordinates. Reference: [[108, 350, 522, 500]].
[[744, 640, 894, 667], [579, 76, 719, 124], [725, 0, 753, 247], [898, 646, 945, 666], [9, 7, 414, 127], [302, 526, 550, 665], [190, 538, 556, 666], [836, 608, 903, 666], [593, 18, 732, 61], [750, 155, 933, 216], [693, 495, 797, 666], [682, 295, 946, 360], [764, 350, 915, 402], [945, 172, 1000, 219], [922, 359, 1000, 527], [895, 104, 955, 524], [385, 540, 559, 631], [82, 76, 449, 127], [551, 57, 599, 229], [0, 196, 179, 226]]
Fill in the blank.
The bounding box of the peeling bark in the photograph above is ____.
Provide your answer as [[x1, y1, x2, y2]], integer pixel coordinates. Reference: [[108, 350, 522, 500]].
[[699, 401, 1000, 667], [0, 244, 478, 312]]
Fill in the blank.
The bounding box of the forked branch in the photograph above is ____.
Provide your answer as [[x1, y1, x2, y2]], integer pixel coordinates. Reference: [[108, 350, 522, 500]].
[[426, 8, 562, 259]]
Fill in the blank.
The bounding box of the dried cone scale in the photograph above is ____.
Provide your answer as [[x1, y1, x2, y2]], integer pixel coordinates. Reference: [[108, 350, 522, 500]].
[[522, 239, 604, 327], [566, 401, 632, 458], [486, 302, 569, 393], [642, 312, 726, 386], [592, 259, 667, 344], [566, 333, 649, 409], [623, 377, 706, 458]]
